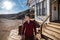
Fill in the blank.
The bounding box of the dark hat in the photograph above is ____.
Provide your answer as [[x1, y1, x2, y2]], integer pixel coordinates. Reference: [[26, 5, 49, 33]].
[[25, 14, 30, 17]]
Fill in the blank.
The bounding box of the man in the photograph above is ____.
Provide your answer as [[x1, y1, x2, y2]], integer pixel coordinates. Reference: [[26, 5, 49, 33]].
[[22, 14, 36, 40]]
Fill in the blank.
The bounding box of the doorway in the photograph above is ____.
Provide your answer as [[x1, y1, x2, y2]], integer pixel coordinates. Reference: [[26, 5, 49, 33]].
[[50, 0, 60, 23], [58, 0, 60, 21]]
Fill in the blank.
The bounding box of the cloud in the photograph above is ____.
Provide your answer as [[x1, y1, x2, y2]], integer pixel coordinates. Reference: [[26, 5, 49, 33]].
[[2, 1, 16, 10], [0, 0, 29, 14]]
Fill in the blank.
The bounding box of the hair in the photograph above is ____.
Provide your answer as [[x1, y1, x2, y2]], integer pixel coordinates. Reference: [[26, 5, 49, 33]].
[[25, 14, 30, 18]]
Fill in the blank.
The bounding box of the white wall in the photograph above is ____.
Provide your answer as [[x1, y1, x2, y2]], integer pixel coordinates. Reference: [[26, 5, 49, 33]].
[[46, 0, 50, 23]]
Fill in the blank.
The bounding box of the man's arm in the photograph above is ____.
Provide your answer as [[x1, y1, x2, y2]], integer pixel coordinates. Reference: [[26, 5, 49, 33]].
[[18, 26, 22, 35], [22, 23, 25, 35], [33, 22, 37, 35]]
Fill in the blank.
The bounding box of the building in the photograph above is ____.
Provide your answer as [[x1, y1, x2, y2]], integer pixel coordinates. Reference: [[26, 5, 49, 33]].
[[27, 0, 60, 40], [27, 0, 60, 23]]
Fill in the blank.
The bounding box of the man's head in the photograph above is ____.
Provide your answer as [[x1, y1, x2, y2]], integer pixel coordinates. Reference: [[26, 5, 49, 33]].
[[24, 14, 30, 21]]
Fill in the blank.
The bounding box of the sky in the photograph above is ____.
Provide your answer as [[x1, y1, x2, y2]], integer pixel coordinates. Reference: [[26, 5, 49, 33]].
[[0, 0, 29, 14]]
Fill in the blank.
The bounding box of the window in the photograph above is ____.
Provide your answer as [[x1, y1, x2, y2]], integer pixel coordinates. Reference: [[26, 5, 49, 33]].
[[36, 3, 38, 16], [36, 3, 39, 16], [36, 0, 47, 16], [42, 0, 47, 16], [39, 2, 42, 16]]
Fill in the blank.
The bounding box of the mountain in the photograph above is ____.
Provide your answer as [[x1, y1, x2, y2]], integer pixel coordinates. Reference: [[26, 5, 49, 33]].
[[0, 9, 30, 19]]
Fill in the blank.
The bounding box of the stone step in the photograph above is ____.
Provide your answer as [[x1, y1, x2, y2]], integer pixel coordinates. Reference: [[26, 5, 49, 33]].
[[49, 22, 60, 26], [46, 25, 60, 34], [47, 24, 60, 29], [42, 30, 60, 40], [43, 28, 60, 39]]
